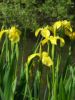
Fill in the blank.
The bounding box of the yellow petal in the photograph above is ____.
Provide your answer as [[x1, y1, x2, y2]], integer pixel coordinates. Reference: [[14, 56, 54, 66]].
[[41, 27, 50, 38], [27, 53, 39, 64], [69, 27, 72, 32], [62, 20, 72, 32], [64, 29, 75, 40], [42, 52, 48, 57], [62, 20, 70, 26], [41, 38, 48, 46], [65, 29, 70, 36], [69, 32, 75, 40], [35, 28, 42, 37], [0, 29, 9, 40], [9, 33, 20, 43], [53, 21, 62, 29], [8, 26, 21, 43], [49, 36, 57, 45], [65, 29, 75, 40], [49, 36, 65, 47], [42, 52, 53, 67], [59, 37, 65, 47]]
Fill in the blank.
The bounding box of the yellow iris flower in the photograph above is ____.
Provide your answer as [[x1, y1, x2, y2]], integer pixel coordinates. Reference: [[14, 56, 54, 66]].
[[8, 26, 21, 43], [27, 51, 53, 67], [35, 26, 50, 38], [62, 20, 72, 32], [53, 21, 62, 30], [35, 20, 72, 38], [65, 30, 75, 40], [0, 26, 21, 43], [51, 20, 72, 35], [41, 36, 65, 47], [69, 32, 75, 40], [42, 52, 53, 67], [52, 21, 62, 35]]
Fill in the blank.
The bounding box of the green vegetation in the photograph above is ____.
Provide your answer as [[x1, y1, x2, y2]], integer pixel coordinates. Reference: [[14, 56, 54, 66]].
[[0, 0, 74, 33], [0, 20, 75, 100]]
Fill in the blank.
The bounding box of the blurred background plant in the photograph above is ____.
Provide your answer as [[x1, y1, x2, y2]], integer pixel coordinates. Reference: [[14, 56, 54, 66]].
[[0, 0, 75, 35]]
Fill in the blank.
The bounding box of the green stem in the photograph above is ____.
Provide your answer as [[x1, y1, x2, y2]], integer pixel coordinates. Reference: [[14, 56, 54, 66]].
[[52, 45, 55, 83], [6, 36, 9, 63], [33, 37, 43, 53], [52, 45, 55, 60], [47, 41, 50, 55], [51, 45, 55, 99], [23, 63, 29, 100]]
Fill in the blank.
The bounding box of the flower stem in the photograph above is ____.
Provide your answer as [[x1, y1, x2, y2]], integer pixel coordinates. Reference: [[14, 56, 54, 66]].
[[51, 45, 55, 98]]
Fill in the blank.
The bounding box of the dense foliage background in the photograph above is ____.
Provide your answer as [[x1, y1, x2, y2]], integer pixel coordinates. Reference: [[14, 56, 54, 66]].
[[0, 0, 75, 34]]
